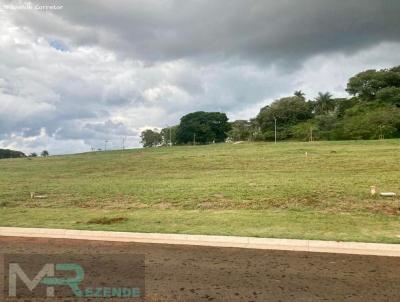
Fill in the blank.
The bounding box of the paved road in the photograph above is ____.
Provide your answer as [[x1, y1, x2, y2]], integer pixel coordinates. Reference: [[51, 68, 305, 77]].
[[1, 236, 400, 301]]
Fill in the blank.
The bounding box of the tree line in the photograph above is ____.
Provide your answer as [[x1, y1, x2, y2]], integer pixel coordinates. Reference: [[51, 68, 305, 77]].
[[0, 149, 26, 159], [141, 112, 231, 147], [143, 65, 400, 147], [0, 149, 50, 159]]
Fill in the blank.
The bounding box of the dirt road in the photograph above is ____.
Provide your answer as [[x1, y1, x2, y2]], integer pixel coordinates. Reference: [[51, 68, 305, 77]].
[[1, 236, 400, 301]]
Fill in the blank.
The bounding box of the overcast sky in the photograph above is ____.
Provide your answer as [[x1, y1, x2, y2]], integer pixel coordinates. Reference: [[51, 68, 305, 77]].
[[1, 0, 400, 154]]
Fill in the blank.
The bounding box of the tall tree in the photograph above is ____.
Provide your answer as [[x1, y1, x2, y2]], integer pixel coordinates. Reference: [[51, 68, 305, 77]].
[[160, 125, 178, 146], [346, 67, 400, 101], [294, 90, 306, 100], [314, 92, 334, 115], [176, 111, 231, 144], [228, 120, 252, 141], [140, 129, 162, 147], [256, 96, 313, 140]]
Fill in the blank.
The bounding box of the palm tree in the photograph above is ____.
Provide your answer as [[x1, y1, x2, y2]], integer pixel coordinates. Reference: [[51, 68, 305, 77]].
[[294, 90, 306, 100], [315, 92, 334, 115]]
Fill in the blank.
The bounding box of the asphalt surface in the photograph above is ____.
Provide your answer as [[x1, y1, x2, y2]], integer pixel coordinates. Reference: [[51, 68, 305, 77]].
[[1, 236, 400, 301]]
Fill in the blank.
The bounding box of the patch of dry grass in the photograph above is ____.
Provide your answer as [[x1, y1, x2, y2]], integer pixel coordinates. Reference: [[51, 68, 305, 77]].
[[87, 216, 128, 225]]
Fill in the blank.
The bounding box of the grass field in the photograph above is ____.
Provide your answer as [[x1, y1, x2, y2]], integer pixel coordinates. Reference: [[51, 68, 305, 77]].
[[1, 140, 400, 243]]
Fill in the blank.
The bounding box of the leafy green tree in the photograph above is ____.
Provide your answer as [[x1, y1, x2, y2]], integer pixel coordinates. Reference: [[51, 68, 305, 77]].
[[30, 152, 38, 157], [140, 129, 162, 147], [160, 125, 178, 146], [291, 120, 318, 141], [316, 115, 338, 139], [376, 87, 400, 106], [41, 150, 49, 157], [338, 105, 400, 140], [335, 98, 359, 118], [176, 111, 231, 144], [346, 67, 400, 101], [256, 96, 313, 140], [248, 118, 264, 141], [228, 120, 252, 141]]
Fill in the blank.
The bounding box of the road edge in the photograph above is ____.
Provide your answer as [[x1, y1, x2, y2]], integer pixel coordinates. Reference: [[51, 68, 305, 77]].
[[0, 227, 399, 257]]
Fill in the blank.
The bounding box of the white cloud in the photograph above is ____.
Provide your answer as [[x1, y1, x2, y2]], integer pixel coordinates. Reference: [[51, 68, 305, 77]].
[[1, 1, 400, 154], [294, 42, 400, 100]]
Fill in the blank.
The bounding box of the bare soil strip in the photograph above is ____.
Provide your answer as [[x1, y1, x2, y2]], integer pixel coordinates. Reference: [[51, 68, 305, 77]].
[[1, 236, 400, 301]]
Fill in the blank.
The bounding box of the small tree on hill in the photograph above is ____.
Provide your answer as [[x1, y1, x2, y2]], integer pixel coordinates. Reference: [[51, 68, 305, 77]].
[[141, 129, 162, 147]]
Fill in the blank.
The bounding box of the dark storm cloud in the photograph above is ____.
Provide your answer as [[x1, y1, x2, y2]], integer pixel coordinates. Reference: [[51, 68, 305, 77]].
[[2, 0, 400, 154], [11, 0, 400, 65]]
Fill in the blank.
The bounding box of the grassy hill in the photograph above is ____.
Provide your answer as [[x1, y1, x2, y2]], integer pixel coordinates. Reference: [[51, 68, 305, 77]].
[[1, 140, 400, 243]]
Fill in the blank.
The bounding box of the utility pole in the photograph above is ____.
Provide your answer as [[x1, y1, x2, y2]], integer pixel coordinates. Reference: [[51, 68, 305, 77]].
[[104, 140, 108, 151], [274, 117, 277, 144], [122, 137, 126, 150], [193, 133, 196, 145], [169, 127, 172, 146], [379, 125, 385, 140], [310, 127, 313, 142]]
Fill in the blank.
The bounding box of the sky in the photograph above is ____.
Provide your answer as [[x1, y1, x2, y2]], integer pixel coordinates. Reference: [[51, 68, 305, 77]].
[[0, 0, 400, 155]]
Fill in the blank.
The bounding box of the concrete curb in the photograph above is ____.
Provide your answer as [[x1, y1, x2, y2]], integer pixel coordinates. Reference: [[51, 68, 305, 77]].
[[0, 227, 399, 257]]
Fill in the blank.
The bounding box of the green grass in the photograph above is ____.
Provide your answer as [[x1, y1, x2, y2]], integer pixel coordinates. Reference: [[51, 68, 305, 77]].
[[1, 140, 400, 243], [1, 208, 400, 243]]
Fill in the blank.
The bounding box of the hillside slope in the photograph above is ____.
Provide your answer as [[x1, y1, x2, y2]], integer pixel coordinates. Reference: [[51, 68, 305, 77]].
[[1, 140, 400, 243]]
